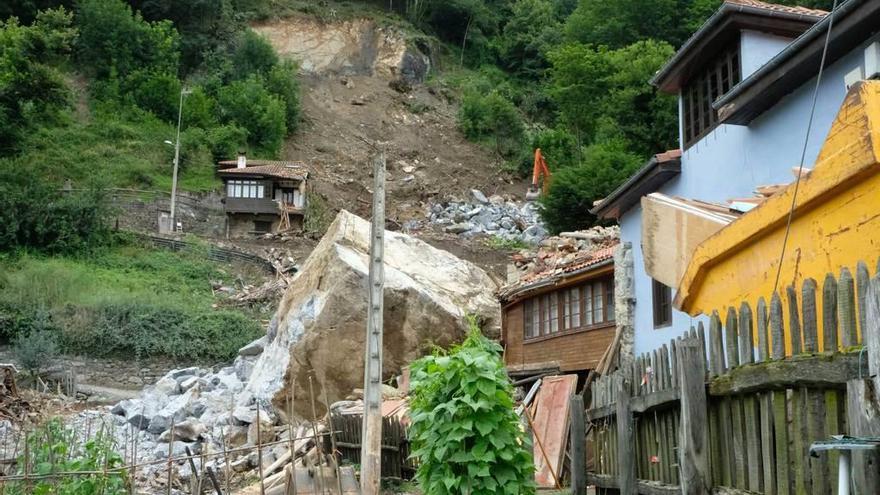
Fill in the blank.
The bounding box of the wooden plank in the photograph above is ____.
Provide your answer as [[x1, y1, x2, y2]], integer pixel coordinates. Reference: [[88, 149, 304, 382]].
[[677, 338, 710, 495], [725, 307, 747, 489], [770, 293, 785, 360], [855, 261, 870, 345], [586, 473, 681, 495], [845, 379, 880, 494], [532, 374, 578, 487], [698, 322, 708, 378], [759, 392, 775, 495], [823, 389, 841, 494], [707, 400, 723, 486], [570, 395, 586, 495], [823, 273, 839, 353], [670, 339, 679, 390], [738, 303, 755, 365], [756, 297, 770, 363], [742, 393, 761, 492], [791, 389, 809, 494], [718, 397, 735, 487], [801, 278, 819, 353], [807, 390, 828, 495], [838, 267, 857, 351], [616, 375, 635, 495], [725, 307, 740, 370], [707, 353, 860, 395], [787, 285, 802, 355], [866, 276, 880, 393], [710, 312, 725, 377], [772, 390, 790, 495]]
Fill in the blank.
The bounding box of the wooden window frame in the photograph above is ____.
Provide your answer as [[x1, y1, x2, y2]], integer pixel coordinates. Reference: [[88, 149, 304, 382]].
[[652, 279, 673, 329], [682, 45, 741, 149], [523, 275, 616, 343]]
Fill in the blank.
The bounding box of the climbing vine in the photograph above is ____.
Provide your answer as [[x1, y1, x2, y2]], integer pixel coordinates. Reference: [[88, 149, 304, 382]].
[[409, 318, 535, 494]]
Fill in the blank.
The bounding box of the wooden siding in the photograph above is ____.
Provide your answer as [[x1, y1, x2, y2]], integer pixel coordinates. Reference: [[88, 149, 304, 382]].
[[503, 297, 615, 373]]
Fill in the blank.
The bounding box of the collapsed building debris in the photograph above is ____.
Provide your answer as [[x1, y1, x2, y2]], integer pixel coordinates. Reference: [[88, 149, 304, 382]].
[[505, 225, 619, 283], [0, 364, 28, 424], [92, 209, 501, 490]]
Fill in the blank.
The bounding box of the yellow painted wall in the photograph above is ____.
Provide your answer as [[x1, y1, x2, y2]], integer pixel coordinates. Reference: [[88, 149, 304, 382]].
[[676, 81, 880, 353]]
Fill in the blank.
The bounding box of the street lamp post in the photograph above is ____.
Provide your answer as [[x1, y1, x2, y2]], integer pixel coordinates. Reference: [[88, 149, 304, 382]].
[[169, 87, 190, 232]]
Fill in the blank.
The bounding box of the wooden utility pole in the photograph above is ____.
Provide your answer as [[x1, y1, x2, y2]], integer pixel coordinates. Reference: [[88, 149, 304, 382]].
[[360, 150, 386, 495]]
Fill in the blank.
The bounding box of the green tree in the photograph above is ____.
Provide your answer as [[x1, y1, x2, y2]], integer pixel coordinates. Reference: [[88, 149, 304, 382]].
[[75, 0, 180, 79], [266, 59, 301, 131], [409, 320, 535, 494], [125, 69, 181, 122], [565, 0, 688, 48], [0, 7, 75, 154], [539, 139, 642, 232], [459, 90, 525, 159], [230, 29, 277, 79], [216, 75, 286, 154], [548, 39, 677, 156], [494, 0, 563, 77]]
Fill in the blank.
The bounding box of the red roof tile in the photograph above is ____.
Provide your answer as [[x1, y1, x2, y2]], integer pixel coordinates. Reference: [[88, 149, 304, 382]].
[[499, 242, 618, 301], [218, 163, 309, 181], [725, 0, 827, 18]]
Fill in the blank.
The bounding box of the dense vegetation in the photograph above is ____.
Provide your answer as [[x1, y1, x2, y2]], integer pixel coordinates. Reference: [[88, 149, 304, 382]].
[[0, 0, 300, 194], [390, 0, 833, 232], [409, 320, 535, 494], [0, 242, 266, 362]]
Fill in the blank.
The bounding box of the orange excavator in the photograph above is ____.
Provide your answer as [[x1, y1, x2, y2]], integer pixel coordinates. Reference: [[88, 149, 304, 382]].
[[525, 148, 552, 201]]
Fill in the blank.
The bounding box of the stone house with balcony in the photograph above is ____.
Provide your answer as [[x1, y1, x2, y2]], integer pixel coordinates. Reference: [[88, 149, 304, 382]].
[[218, 154, 308, 237]]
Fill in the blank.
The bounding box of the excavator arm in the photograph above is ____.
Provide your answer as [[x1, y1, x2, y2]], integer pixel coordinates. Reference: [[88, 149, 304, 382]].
[[525, 148, 552, 201]]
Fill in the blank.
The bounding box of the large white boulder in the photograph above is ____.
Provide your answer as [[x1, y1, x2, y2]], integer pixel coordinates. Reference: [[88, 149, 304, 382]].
[[245, 210, 500, 418]]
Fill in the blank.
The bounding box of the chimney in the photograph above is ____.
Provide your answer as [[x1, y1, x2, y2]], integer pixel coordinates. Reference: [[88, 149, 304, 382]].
[[237, 151, 247, 169]]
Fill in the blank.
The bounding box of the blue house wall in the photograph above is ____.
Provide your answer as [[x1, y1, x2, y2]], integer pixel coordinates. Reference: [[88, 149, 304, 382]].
[[626, 31, 880, 355]]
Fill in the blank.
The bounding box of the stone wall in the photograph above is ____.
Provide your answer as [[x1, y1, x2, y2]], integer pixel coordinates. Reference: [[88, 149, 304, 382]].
[[0, 347, 178, 390]]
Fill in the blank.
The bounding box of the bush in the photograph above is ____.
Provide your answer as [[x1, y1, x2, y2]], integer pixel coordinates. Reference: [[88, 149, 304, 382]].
[[458, 91, 526, 159], [266, 59, 301, 131], [409, 319, 535, 494], [76, 0, 180, 79], [5, 418, 127, 495], [0, 166, 112, 254], [126, 69, 181, 122], [230, 29, 278, 79], [12, 310, 59, 374], [216, 75, 287, 154], [539, 139, 642, 233]]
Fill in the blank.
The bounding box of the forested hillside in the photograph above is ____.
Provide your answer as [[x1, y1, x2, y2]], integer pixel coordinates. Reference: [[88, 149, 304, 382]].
[[0, 0, 834, 242]]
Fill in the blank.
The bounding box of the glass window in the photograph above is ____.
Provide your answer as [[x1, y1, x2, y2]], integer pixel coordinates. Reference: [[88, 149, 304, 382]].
[[541, 296, 550, 336], [605, 282, 615, 323], [570, 287, 581, 328], [584, 285, 593, 325], [549, 292, 559, 333], [593, 281, 604, 324]]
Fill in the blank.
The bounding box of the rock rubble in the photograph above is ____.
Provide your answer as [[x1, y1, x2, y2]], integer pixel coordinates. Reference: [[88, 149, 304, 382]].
[[424, 190, 547, 244]]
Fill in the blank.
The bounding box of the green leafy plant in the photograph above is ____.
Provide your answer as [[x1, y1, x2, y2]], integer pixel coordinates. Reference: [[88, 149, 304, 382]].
[[12, 309, 59, 374], [6, 418, 127, 495], [485, 236, 529, 251], [409, 318, 535, 494]]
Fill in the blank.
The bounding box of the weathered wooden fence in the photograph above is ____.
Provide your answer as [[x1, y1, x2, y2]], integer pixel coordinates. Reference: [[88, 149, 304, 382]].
[[586, 261, 880, 494], [330, 413, 416, 480]]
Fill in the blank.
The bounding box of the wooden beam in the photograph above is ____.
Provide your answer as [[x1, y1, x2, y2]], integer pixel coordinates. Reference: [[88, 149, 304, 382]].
[[359, 151, 386, 495], [617, 375, 635, 495], [586, 473, 682, 495], [678, 338, 710, 495], [708, 353, 861, 396], [570, 395, 586, 495], [588, 388, 680, 421]]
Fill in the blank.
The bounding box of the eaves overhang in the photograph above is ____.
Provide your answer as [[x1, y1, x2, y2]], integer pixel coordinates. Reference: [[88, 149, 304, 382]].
[[590, 150, 682, 220]]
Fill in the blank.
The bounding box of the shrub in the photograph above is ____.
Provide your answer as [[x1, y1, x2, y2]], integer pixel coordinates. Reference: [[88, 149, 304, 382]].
[[231, 29, 278, 79], [125, 69, 181, 122], [458, 91, 525, 159], [216, 75, 286, 154], [75, 0, 180, 79], [539, 139, 642, 233], [5, 418, 127, 495], [266, 59, 301, 131], [11, 310, 59, 374], [409, 319, 535, 494]]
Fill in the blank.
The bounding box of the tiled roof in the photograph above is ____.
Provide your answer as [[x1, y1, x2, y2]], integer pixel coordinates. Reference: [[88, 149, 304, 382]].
[[499, 243, 618, 302], [218, 163, 309, 181], [725, 0, 827, 18]]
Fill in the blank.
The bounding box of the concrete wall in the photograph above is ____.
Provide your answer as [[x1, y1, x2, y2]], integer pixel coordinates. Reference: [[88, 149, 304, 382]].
[[627, 33, 880, 355]]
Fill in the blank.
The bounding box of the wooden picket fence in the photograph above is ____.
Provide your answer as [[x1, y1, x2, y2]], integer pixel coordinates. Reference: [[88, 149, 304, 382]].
[[586, 260, 880, 494]]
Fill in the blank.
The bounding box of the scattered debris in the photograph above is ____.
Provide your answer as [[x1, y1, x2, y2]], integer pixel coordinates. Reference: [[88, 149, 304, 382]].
[[423, 190, 547, 244], [502, 225, 620, 286], [0, 364, 29, 423]]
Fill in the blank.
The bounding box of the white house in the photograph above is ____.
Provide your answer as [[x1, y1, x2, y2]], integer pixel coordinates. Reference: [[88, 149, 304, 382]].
[[591, 0, 880, 354]]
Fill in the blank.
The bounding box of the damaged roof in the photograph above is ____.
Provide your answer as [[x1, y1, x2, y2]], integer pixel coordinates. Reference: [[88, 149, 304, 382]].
[[590, 149, 682, 220], [218, 162, 309, 181], [498, 243, 618, 303]]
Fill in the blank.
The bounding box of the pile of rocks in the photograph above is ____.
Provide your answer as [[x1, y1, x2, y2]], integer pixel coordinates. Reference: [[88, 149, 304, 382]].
[[425, 190, 547, 244], [508, 225, 620, 279]]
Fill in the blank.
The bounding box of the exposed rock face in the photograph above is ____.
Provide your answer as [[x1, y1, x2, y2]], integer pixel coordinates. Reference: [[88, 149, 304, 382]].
[[246, 209, 501, 417], [253, 16, 431, 83]]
